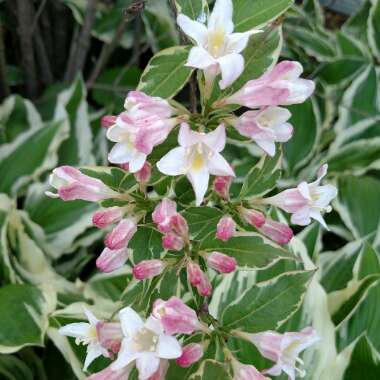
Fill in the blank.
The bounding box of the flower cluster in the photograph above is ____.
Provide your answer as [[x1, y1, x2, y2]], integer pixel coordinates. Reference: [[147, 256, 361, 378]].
[[50, 0, 336, 378]]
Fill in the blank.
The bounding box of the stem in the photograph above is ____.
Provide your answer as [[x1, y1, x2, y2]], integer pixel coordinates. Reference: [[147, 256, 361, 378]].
[[0, 23, 9, 99]]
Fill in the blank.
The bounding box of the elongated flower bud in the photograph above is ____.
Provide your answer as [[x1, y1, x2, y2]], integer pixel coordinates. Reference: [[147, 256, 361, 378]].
[[162, 233, 184, 251], [152, 198, 177, 233], [259, 219, 293, 244], [133, 260, 166, 280], [105, 219, 137, 250], [207, 252, 236, 273], [170, 214, 189, 238], [101, 115, 117, 128], [196, 271, 212, 297], [239, 207, 265, 228], [134, 161, 152, 184], [96, 247, 130, 273], [176, 343, 203, 368], [213, 175, 233, 199], [216, 216, 236, 241], [187, 262, 203, 286], [92, 207, 123, 228]]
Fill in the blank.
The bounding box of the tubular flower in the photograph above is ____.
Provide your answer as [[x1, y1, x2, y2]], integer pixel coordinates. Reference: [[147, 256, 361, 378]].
[[96, 247, 130, 273], [239, 207, 265, 228], [152, 198, 178, 233], [232, 107, 293, 157], [177, 0, 261, 89], [157, 123, 235, 206], [176, 343, 203, 368], [213, 174, 233, 199], [224, 61, 315, 108], [133, 260, 166, 280], [107, 91, 177, 172], [216, 216, 236, 241], [162, 233, 184, 251], [59, 309, 111, 371], [87, 364, 133, 380], [259, 219, 293, 245], [112, 307, 182, 380], [105, 219, 137, 250], [246, 327, 320, 380], [92, 207, 124, 229], [46, 166, 118, 202], [264, 164, 337, 228], [206, 251, 237, 273], [233, 361, 270, 380]]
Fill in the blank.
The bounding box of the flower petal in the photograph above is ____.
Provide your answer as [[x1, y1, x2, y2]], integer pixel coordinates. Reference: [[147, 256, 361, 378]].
[[111, 338, 138, 371], [255, 139, 276, 157], [178, 123, 202, 147], [177, 14, 208, 46], [157, 334, 182, 359], [84, 344, 104, 371], [136, 353, 160, 380], [272, 122, 293, 142], [128, 151, 147, 173], [291, 206, 312, 226], [297, 182, 311, 200], [202, 124, 226, 152], [108, 142, 135, 164], [59, 322, 91, 339], [119, 307, 144, 338], [226, 31, 260, 54], [186, 46, 216, 69], [84, 308, 99, 327], [208, 152, 235, 177], [157, 147, 187, 176], [188, 168, 210, 206], [208, 0, 233, 34], [309, 209, 328, 229], [106, 124, 129, 143], [217, 53, 245, 89]]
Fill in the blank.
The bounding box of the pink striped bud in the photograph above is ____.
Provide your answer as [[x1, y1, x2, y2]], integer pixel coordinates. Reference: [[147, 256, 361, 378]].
[[207, 252, 237, 273], [152, 297, 200, 335], [152, 198, 177, 233], [96, 247, 130, 273], [239, 207, 265, 228], [92, 207, 123, 228], [101, 115, 117, 128], [87, 364, 131, 380], [196, 272, 212, 297], [170, 214, 189, 238], [96, 322, 123, 353], [134, 161, 152, 184], [133, 259, 166, 280], [162, 233, 184, 251], [213, 175, 233, 199], [259, 219, 293, 244], [176, 343, 203, 368], [233, 362, 270, 380], [119, 163, 129, 171], [216, 216, 236, 241], [187, 262, 203, 286], [105, 219, 137, 250]]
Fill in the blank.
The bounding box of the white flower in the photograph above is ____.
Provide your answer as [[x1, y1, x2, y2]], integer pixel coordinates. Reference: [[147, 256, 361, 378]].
[[157, 123, 235, 206], [177, 0, 261, 89], [112, 307, 182, 380], [59, 309, 109, 371]]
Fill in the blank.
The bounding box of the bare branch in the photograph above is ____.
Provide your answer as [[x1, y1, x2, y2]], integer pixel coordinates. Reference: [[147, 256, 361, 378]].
[[0, 24, 9, 99]]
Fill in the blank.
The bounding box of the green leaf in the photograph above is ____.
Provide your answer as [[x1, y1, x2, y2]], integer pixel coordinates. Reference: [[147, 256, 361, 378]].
[[221, 270, 314, 331], [0, 284, 55, 353], [368, 0, 380, 60], [188, 360, 231, 380], [0, 355, 34, 380], [201, 234, 294, 269], [175, 0, 208, 19], [239, 148, 282, 198], [233, 0, 293, 32], [129, 226, 164, 263], [137, 46, 193, 98]]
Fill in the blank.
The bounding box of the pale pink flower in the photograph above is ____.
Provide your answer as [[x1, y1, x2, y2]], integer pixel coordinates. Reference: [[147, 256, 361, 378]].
[[176, 343, 203, 368], [233, 107, 293, 157], [187, 262, 203, 286], [177, 0, 261, 89], [207, 252, 236, 273], [213, 174, 233, 199], [224, 61, 315, 108], [134, 161, 152, 184], [239, 207, 265, 228], [107, 91, 177, 173], [152, 297, 200, 335], [59, 309, 110, 371], [101, 115, 117, 128], [264, 164, 337, 228], [46, 166, 118, 202], [233, 362, 270, 380], [162, 233, 184, 251], [216, 216, 236, 241], [247, 327, 320, 380], [259, 219, 293, 245], [157, 123, 235, 206], [105, 219, 137, 250], [87, 364, 132, 380], [152, 199, 177, 233], [170, 214, 189, 238], [96, 322, 123, 354], [133, 260, 166, 280], [96, 247, 130, 273], [112, 307, 182, 379], [147, 360, 169, 380], [92, 207, 124, 228]]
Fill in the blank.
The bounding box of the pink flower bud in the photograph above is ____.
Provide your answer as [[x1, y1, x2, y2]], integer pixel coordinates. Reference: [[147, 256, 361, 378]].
[[92, 207, 123, 228], [176, 343, 203, 368], [207, 252, 237, 273], [240, 207, 265, 228], [152, 297, 200, 335], [133, 259, 166, 280], [46, 166, 118, 202], [233, 362, 270, 380], [187, 262, 203, 286], [119, 163, 129, 171], [162, 233, 184, 251], [87, 364, 132, 380], [96, 247, 130, 273], [105, 219, 137, 250], [216, 216, 236, 241], [259, 219, 293, 244], [101, 115, 117, 128], [213, 175, 233, 199], [196, 272, 212, 297], [152, 198, 177, 233], [134, 161, 152, 184], [147, 360, 169, 380], [96, 322, 123, 353], [170, 214, 189, 238]]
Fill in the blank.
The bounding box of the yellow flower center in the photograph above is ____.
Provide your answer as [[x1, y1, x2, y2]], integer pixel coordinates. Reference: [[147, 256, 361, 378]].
[[132, 328, 158, 352], [191, 151, 206, 171], [208, 27, 226, 57]]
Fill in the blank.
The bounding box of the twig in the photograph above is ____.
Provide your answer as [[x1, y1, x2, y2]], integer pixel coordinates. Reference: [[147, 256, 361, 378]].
[[86, 1, 145, 89], [31, 0, 48, 34], [16, 0, 38, 98], [0, 24, 9, 98], [64, 0, 99, 82], [33, 25, 54, 86]]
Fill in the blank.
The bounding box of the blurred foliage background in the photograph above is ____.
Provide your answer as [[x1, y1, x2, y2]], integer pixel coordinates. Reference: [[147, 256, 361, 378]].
[[0, 0, 379, 379]]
